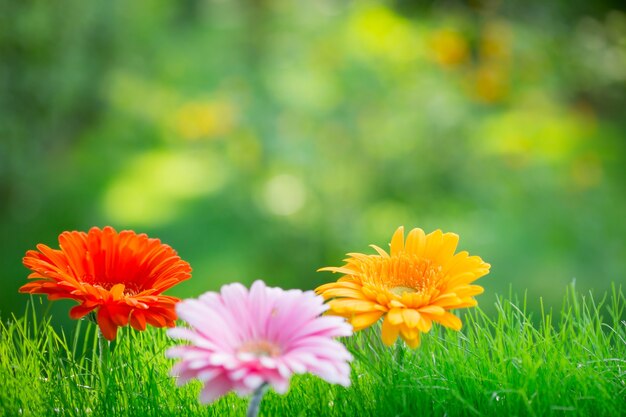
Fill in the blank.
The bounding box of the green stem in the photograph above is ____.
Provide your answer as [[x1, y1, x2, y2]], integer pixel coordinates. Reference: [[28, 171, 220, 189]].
[[246, 383, 269, 417], [395, 341, 405, 366], [98, 328, 111, 368]]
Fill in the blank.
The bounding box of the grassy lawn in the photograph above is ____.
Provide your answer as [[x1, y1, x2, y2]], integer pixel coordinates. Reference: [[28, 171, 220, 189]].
[[1, 285, 624, 417]]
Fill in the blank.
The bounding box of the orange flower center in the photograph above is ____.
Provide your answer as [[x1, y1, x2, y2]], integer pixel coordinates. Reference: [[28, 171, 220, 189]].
[[238, 339, 282, 358], [90, 280, 143, 296], [360, 254, 443, 296]]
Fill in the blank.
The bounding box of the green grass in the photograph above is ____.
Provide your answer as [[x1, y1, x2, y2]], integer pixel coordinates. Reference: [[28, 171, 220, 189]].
[[1, 285, 625, 417]]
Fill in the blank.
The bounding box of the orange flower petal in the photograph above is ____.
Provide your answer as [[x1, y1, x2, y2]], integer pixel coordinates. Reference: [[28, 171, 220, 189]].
[[400, 324, 418, 341], [110, 284, 126, 300], [402, 309, 421, 328], [317, 266, 356, 275], [424, 229, 444, 260], [350, 311, 384, 331], [445, 272, 477, 290], [405, 228, 426, 255], [369, 245, 389, 258], [454, 298, 478, 308], [431, 293, 463, 308], [454, 285, 484, 298], [69, 304, 97, 319], [97, 307, 118, 341], [328, 299, 379, 314], [404, 333, 421, 348], [130, 311, 147, 331], [418, 305, 445, 315], [321, 288, 368, 300], [416, 316, 432, 333], [381, 316, 400, 346], [435, 312, 463, 331], [434, 233, 460, 265], [145, 312, 168, 327], [387, 308, 404, 325], [390, 226, 405, 256]]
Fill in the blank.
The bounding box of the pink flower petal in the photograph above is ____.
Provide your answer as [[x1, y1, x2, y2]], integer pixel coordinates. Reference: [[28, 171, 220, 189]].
[[198, 374, 233, 403]]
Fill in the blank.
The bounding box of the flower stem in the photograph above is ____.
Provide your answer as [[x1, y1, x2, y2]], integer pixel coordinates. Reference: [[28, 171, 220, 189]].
[[395, 340, 405, 366], [98, 328, 111, 367], [246, 383, 269, 417]]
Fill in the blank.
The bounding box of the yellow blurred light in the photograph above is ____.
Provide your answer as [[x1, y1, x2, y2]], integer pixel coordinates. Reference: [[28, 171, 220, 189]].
[[480, 20, 513, 63], [263, 174, 307, 216], [103, 150, 227, 225], [429, 28, 469, 67], [347, 5, 419, 64], [478, 97, 591, 165], [472, 63, 509, 103], [172, 100, 237, 141]]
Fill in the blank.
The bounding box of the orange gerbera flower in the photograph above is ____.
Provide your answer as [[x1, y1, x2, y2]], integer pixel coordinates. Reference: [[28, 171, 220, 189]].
[[20, 226, 192, 340], [316, 227, 490, 348]]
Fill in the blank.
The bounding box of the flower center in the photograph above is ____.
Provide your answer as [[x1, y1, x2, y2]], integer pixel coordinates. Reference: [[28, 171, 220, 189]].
[[389, 286, 418, 296], [88, 279, 143, 296], [361, 254, 443, 296], [238, 339, 282, 358]]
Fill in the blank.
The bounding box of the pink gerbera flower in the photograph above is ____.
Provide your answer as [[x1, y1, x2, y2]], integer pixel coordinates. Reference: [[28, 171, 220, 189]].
[[166, 280, 353, 404]]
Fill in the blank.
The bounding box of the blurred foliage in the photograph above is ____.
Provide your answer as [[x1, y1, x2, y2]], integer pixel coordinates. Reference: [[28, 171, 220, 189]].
[[1, 0, 625, 325]]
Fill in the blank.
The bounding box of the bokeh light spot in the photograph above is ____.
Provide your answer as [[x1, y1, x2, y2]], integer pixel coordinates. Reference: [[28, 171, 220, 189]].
[[263, 174, 307, 216], [103, 150, 227, 225]]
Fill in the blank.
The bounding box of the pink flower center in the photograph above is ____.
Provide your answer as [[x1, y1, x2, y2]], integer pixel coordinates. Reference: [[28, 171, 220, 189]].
[[238, 339, 282, 358]]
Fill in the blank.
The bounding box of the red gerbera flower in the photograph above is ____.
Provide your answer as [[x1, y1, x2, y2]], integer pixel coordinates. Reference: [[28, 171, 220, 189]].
[[20, 226, 192, 340]]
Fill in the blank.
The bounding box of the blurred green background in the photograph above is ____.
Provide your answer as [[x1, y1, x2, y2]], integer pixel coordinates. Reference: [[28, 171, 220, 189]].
[[1, 0, 625, 324]]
